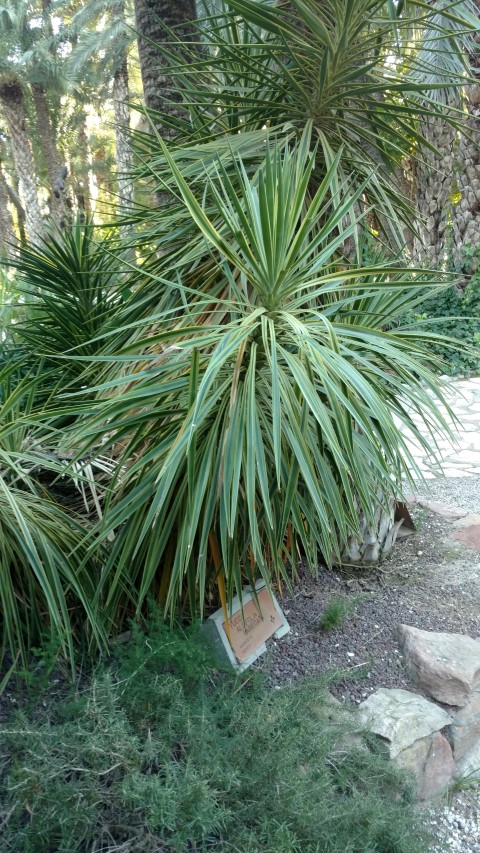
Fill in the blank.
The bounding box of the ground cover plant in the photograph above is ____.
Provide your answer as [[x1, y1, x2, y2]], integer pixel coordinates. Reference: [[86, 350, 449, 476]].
[[0, 618, 433, 853], [407, 243, 480, 376]]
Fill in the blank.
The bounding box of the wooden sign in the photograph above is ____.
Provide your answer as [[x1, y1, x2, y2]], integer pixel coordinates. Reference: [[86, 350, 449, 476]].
[[204, 581, 290, 671]]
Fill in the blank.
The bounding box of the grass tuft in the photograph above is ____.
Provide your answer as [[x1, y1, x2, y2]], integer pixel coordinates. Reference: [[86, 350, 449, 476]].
[[318, 594, 364, 631]]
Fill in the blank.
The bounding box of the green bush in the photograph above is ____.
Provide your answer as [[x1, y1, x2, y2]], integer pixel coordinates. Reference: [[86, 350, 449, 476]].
[[408, 245, 480, 376], [0, 362, 105, 668], [0, 620, 432, 853]]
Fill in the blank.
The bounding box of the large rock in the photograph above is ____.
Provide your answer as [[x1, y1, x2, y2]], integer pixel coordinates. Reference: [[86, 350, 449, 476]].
[[396, 732, 456, 801], [452, 523, 480, 550], [358, 688, 453, 758], [451, 514, 480, 550], [456, 739, 480, 781], [417, 500, 468, 521], [398, 625, 480, 706], [451, 692, 480, 761], [359, 688, 455, 800]]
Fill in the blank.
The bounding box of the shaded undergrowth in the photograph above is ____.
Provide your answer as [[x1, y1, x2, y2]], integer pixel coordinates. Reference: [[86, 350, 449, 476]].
[[0, 617, 432, 852]]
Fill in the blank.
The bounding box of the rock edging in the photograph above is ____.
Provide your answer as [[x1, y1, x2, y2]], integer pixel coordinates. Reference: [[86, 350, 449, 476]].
[[357, 626, 480, 800]]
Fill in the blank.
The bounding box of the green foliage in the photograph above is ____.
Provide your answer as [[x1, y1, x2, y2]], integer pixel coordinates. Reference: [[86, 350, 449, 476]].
[[133, 0, 477, 248], [9, 222, 124, 381], [0, 619, 432, 852], [0, 360, 106, 668], [72, 136, 456, 625], [319, 594, 364, 631], [0, 0, 475, 657], [406, 244, 480, 376]]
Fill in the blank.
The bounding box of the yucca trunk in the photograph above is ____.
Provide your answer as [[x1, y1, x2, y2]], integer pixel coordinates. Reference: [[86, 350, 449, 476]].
[[31, 84, 73, 230], [0, 164, 17, 257], [341, 498, 403, 565], [134, 0, 197, 138], [0, 80, 44, 242]]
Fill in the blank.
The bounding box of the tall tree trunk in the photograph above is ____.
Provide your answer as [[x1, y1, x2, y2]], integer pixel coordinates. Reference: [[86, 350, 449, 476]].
[[414, 21, 480, 279], [134, 0, 197, 139], [413, 107, 480, 278], [31, 84, 73, 229], [6, 175, 27, 243], [113, 57, 134, 213], [0, 164, 17, 258], [75, 109, 92, 219], [0, 80, 44, 242], [112, 0, 134, 216]]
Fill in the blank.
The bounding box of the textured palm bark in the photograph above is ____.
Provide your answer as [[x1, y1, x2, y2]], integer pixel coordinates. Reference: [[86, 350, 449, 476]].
[[414, 14, 480, 278], [0, 165, 17, 257], [340, 497, 402, 565], [113, 58, 134, 212], [31, 84, 73, 229], [134, 0, 197, 138], [6, 176, 27, 243], [75, 110, 92, 218], [0, 81, 44, 242], [414, 102, 480, 278]]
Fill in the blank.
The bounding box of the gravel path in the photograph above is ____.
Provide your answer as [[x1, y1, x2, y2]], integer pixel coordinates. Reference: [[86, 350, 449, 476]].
[[255, 472, 480, 851]]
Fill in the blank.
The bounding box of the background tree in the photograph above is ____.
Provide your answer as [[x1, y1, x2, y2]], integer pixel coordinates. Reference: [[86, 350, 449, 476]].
[[0, 77, 43, 241], [133, 0, 197, 137], [412, 1, 480, 276], [0, 0, 71, 237], [0, 160, 16, 256], [70, 0, 135, 219]]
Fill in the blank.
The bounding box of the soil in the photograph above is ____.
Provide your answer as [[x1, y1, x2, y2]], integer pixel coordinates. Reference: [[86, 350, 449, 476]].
[[255, 505, 480, 705]]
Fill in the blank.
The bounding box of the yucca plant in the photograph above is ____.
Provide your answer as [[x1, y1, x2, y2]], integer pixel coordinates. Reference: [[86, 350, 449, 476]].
[[4, 0, 470, 643], [0, 362, 105, 669], [70, 137, 456, 625], [130, 0, 477, 251], [9, 222, 125, 384]]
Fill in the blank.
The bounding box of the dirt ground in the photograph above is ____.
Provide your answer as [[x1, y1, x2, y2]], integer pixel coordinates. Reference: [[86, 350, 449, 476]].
[[255, 505, 480, 705]]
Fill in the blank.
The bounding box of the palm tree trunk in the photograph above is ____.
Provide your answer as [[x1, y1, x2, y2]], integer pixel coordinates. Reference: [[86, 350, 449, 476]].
[[6, 176, 27, 243], [75, 109, 92, 219], [0, 164, 17, 258], [113, 57, 134, 215], [0, 81, 44, 243], [134, 0, 197, 139], [31, 84, 73, 229], [414, 13, 480, 280]]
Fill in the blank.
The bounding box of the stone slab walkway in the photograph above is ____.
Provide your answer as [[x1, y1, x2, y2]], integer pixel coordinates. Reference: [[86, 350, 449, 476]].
[[401, 377, 480, 479]]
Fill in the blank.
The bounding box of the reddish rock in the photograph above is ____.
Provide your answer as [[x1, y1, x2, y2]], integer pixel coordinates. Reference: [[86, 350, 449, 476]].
[[452, 524, 480, 550], [456, 738, 480, 780], [396, 732, 456, 801], [398, 625, 480, 706], [452, 692, 480, 761], [417, 500, 468, 521]]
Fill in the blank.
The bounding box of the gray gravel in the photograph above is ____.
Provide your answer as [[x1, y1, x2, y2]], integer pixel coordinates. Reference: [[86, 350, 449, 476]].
[[412, 474, 480, 515], [256, 476, 480, 852], [426, 791, 480, 853], [417, 474, 480, 852]]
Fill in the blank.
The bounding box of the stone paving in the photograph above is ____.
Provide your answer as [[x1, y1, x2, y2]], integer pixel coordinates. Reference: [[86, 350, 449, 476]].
[[401, 377, 480, 479]]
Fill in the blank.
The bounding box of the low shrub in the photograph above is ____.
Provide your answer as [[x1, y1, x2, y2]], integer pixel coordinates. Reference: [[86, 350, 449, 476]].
[[0, 618, 432, 852], [408, 245, 480, 376]]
